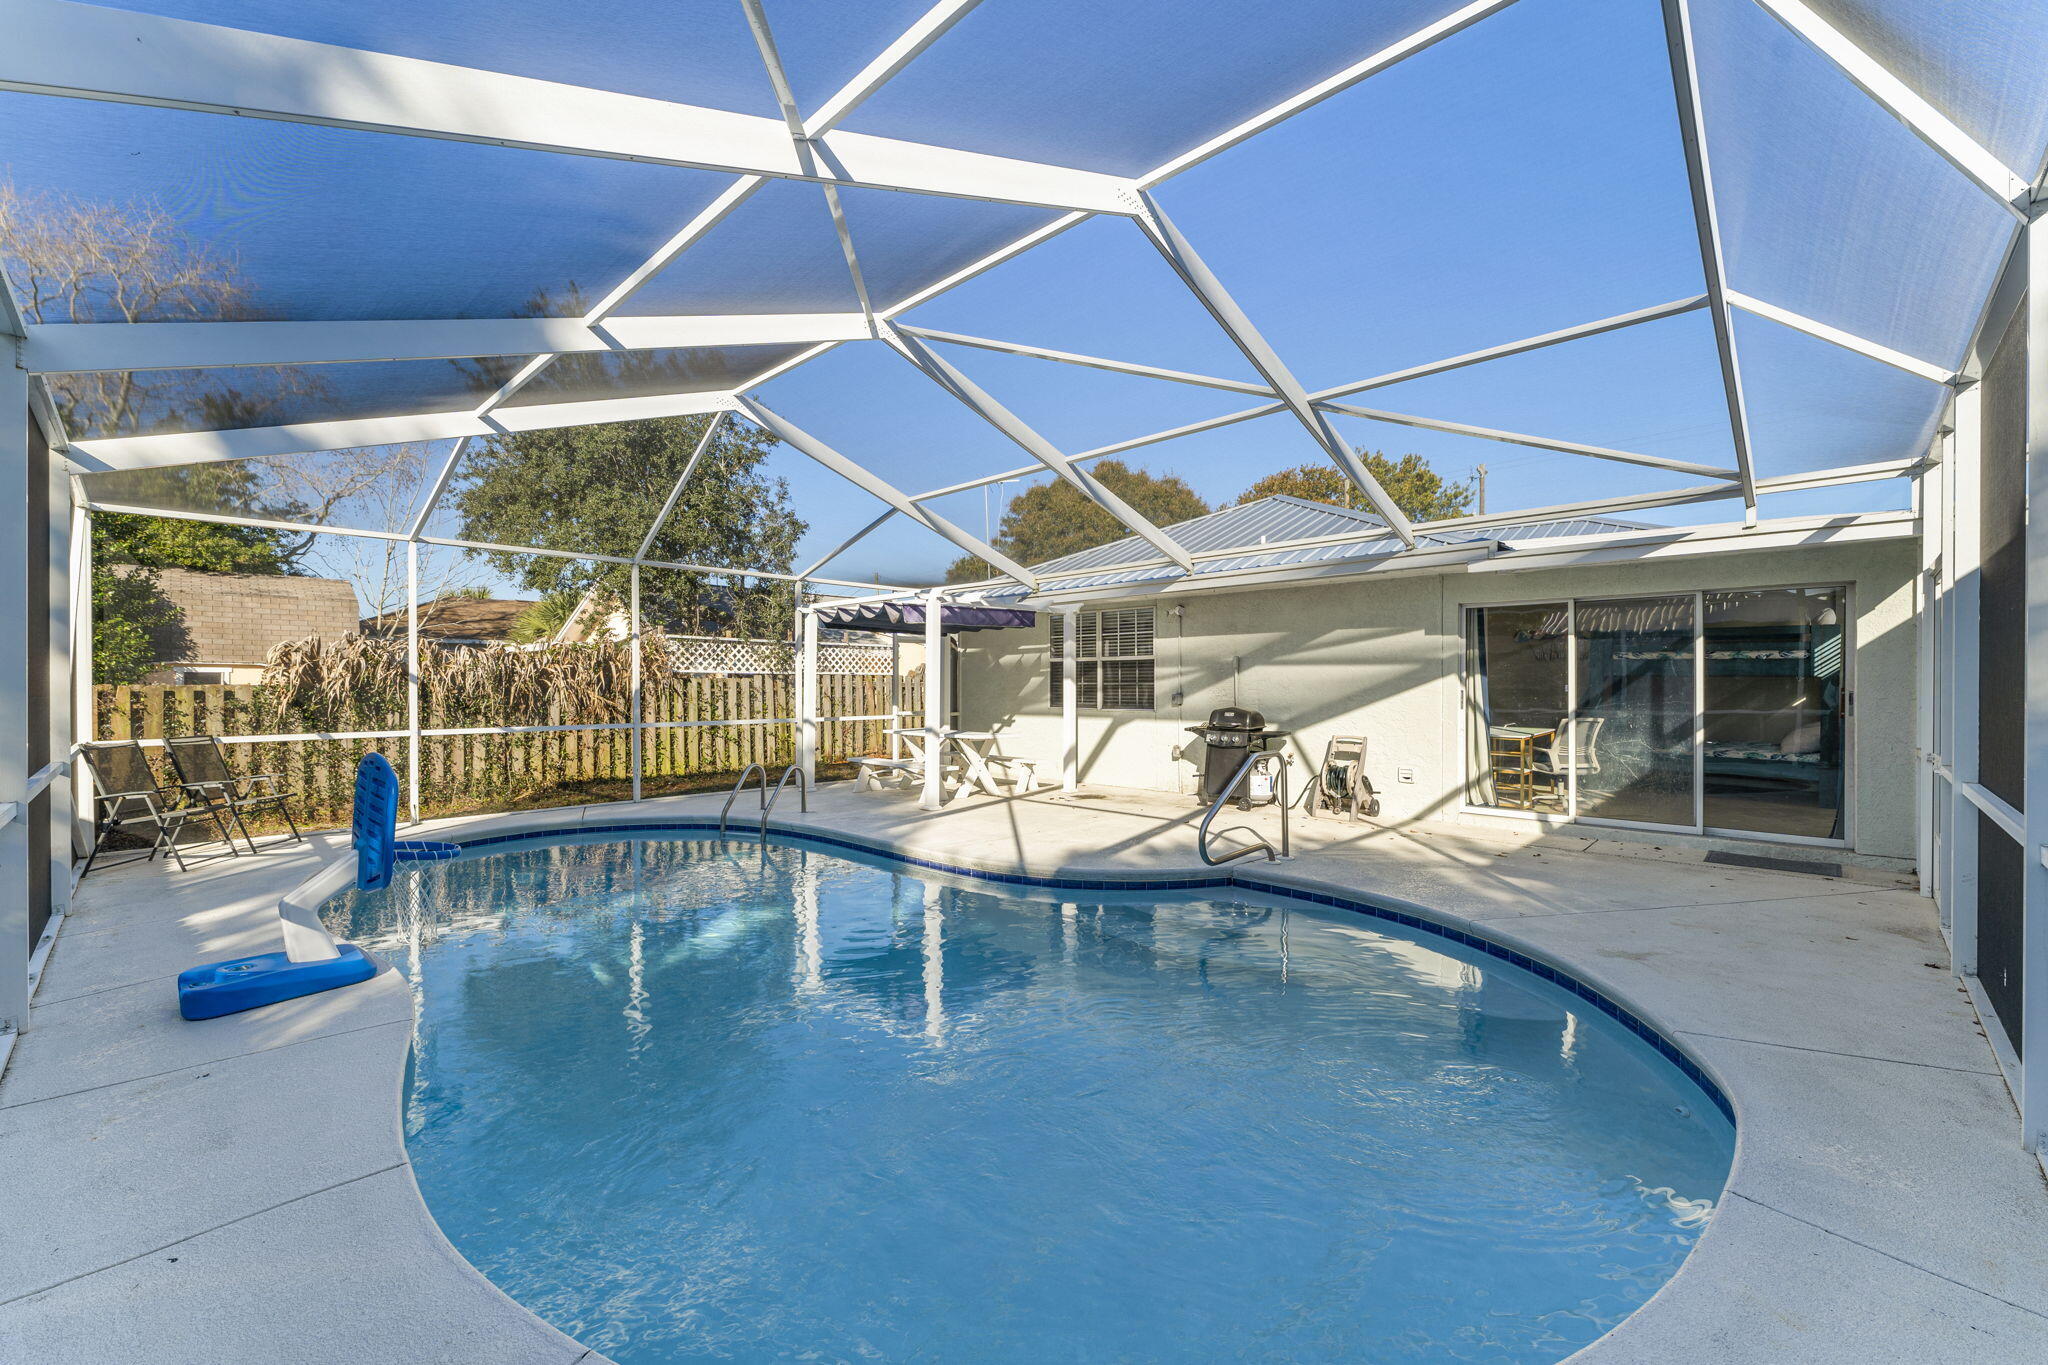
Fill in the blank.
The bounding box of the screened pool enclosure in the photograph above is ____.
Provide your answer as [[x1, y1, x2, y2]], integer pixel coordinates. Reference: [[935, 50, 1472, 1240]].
[[5, 0, 2048, 1149]]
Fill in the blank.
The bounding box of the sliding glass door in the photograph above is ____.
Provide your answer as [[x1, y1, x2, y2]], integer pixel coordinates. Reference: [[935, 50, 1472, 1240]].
[[1702, 587, 1847, 840], [1465, 586, 1849, 844], [1573, 595, 1697, 828]]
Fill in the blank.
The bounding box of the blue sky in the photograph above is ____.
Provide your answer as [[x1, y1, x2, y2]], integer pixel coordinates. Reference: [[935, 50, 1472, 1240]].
[[15, 0, 2015, 597]]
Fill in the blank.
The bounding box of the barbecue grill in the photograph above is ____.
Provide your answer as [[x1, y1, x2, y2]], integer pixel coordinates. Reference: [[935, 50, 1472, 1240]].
[[1186, 707, 1289, 805]]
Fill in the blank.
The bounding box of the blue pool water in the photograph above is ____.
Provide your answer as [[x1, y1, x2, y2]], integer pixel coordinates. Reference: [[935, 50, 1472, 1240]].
[[327, 834, 1733, 1363]]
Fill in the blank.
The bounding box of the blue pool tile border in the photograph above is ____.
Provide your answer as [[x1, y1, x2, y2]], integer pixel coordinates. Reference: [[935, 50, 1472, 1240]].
[[438, 820, 1735, 1125]]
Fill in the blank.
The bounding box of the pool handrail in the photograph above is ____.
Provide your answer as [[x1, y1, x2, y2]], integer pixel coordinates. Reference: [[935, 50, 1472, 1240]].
[[1198, 750, 1290, 865], [720, 763, 769, 837], [761, 764, 808, 836]]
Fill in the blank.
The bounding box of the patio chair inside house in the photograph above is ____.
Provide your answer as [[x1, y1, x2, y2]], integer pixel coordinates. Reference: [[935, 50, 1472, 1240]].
[[1530, 716, 1603, 806], [164, 735, 305, 854], [78, 741, 241, 877]]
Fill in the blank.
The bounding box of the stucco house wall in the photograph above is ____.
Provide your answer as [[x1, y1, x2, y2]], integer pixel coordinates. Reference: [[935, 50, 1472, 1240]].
[[954, 536, 1920, 863]]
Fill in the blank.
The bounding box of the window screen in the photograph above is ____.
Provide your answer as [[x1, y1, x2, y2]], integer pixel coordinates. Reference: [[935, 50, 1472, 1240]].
[[1048, 608, 1155, 710]]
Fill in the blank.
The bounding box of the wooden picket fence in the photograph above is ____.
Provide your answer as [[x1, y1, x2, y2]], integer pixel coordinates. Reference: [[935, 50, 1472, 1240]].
[[93, 671, 913, 828]]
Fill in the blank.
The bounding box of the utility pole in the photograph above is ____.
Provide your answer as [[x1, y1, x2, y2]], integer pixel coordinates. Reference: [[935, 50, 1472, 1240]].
[[1474, 464, 1487, 516]]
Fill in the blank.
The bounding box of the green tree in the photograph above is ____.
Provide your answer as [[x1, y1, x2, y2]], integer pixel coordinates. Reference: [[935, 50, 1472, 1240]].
[[86, 467, 309, 682], [1239, 452, 1474, 522], [454, 413, 805, 638], [944, 461, 1211, 582], [507, 591, 585, 644]]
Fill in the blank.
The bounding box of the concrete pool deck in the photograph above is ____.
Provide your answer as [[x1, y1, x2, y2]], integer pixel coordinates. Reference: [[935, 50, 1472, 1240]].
[[3, 782, 2045, 1363]]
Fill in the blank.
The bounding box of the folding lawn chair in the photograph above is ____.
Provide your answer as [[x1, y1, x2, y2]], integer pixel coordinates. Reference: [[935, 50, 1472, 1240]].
[[165, 734, 305, 854], [78, 740, 241, 877]]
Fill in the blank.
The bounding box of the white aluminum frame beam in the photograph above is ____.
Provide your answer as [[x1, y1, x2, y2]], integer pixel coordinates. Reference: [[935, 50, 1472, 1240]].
[[1315, 400, 1741, 479], [75, 495, 914, 593], [1662, 0, 1761, 516], [460, 4, 975, 417], [1725, 290, 1958, 385], [735, 396, 1039, 587], [1133, 191, 1417, 546], [1751, 0, 2032, 214], [742, 0, 879, 327], [799, 509, 897, 580], [634, 412, 729, 561], [902, 298, 1713, 504], [886, 328, 1196, 572], [26, 313, 870, 375], [2022, 205, 2048, 1151], [1143, 0, 1525, 182], [3, 0, 1137, 215], [62, 391, 737, 473], [896, 326, 1272, 396]]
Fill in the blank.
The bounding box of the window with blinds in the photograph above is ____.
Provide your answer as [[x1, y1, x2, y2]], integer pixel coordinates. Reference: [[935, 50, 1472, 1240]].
[[1048, 607, 1156, 710]]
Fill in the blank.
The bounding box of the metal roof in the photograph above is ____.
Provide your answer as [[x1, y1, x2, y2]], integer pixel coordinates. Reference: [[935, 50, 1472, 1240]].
[[991, 495, 1652, 596]]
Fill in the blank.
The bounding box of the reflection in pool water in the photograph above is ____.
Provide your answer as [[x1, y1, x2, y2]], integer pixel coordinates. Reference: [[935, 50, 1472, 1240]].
[[327, 834, 1733, 1364]]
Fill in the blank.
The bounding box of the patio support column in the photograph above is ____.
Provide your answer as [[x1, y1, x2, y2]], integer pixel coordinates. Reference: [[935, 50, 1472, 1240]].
[[69, 499, 92, 860], [921, 589, 944, 811], [2, 339, 30, 1035], [405, 540, 421, 827], [2020, 204, 2048, 1152], [44, 448, 72, 928], [798, 601, 819, 785], [1058, 605, 1079, 794], [1913, 461, 1940, 898], [1948, 383, 1984, 980], [630, 563, 643, 802], [889, 633, 903, 760]]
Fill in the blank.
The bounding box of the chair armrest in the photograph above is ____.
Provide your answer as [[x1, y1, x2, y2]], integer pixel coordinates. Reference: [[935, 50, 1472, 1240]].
[[98, 790, 166, 823]]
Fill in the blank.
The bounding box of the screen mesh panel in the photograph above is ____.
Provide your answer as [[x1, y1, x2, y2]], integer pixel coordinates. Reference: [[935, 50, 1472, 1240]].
[[1978, 303, 2026, 811], [830, 187, 1060, 314], [51, 355, 534, 440], [613, 179, 862, 317], [0, 94, 743, 323], [1341, 309, 1741, 476], [846, 0, 1479, 175], [79, 440, 454, 534], [1150, 0, 1704, 390], [106, 0, 781, 112], [898, 214, 1269, 380], [1732, 313, 1949, 475], [502, 346, 813, 408], [1693, 0, 2014, 370], [1804, 0, 2048, 175], [1978, 812, 2025, 1059]]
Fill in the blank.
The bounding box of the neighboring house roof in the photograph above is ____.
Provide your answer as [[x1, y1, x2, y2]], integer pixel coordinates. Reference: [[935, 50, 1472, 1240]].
[[361, 596, 538, 645], [976, 495, 1651, 599], [133, 567, 361, 667]]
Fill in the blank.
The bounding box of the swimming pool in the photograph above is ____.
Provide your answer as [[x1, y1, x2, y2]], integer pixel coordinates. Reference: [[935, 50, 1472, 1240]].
[[326, 831, 1734, 1363]]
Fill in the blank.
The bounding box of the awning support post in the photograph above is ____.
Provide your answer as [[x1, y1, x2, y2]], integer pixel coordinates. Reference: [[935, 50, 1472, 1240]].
[[1059, 605, 1080, 794], [630, 563, 643, 803], [921, 590, 945, 811], [798, 597, 820, 786], [405, 540, 420, 826]]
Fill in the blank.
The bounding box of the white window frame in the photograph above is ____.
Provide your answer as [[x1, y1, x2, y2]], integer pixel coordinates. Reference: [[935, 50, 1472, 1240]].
[[1049, 607, 1156, 712]]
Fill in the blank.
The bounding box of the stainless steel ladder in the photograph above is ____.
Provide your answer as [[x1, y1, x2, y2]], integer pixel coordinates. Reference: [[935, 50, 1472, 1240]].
[[1198, 751, 1290, 865], [719, 763, 808, 838]]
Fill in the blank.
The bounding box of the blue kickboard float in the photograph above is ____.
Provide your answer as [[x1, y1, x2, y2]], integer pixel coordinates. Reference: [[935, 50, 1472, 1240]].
[[176, 945, 376, 1021], [178, 752, 438, 1020]]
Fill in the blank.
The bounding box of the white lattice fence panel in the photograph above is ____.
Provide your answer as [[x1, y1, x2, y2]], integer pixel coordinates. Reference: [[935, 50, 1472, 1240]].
[[661, 634, 891, 675]]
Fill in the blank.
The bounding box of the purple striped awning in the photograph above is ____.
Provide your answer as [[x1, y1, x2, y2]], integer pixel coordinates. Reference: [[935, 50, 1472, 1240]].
[[814, 602, 1036, 635]]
